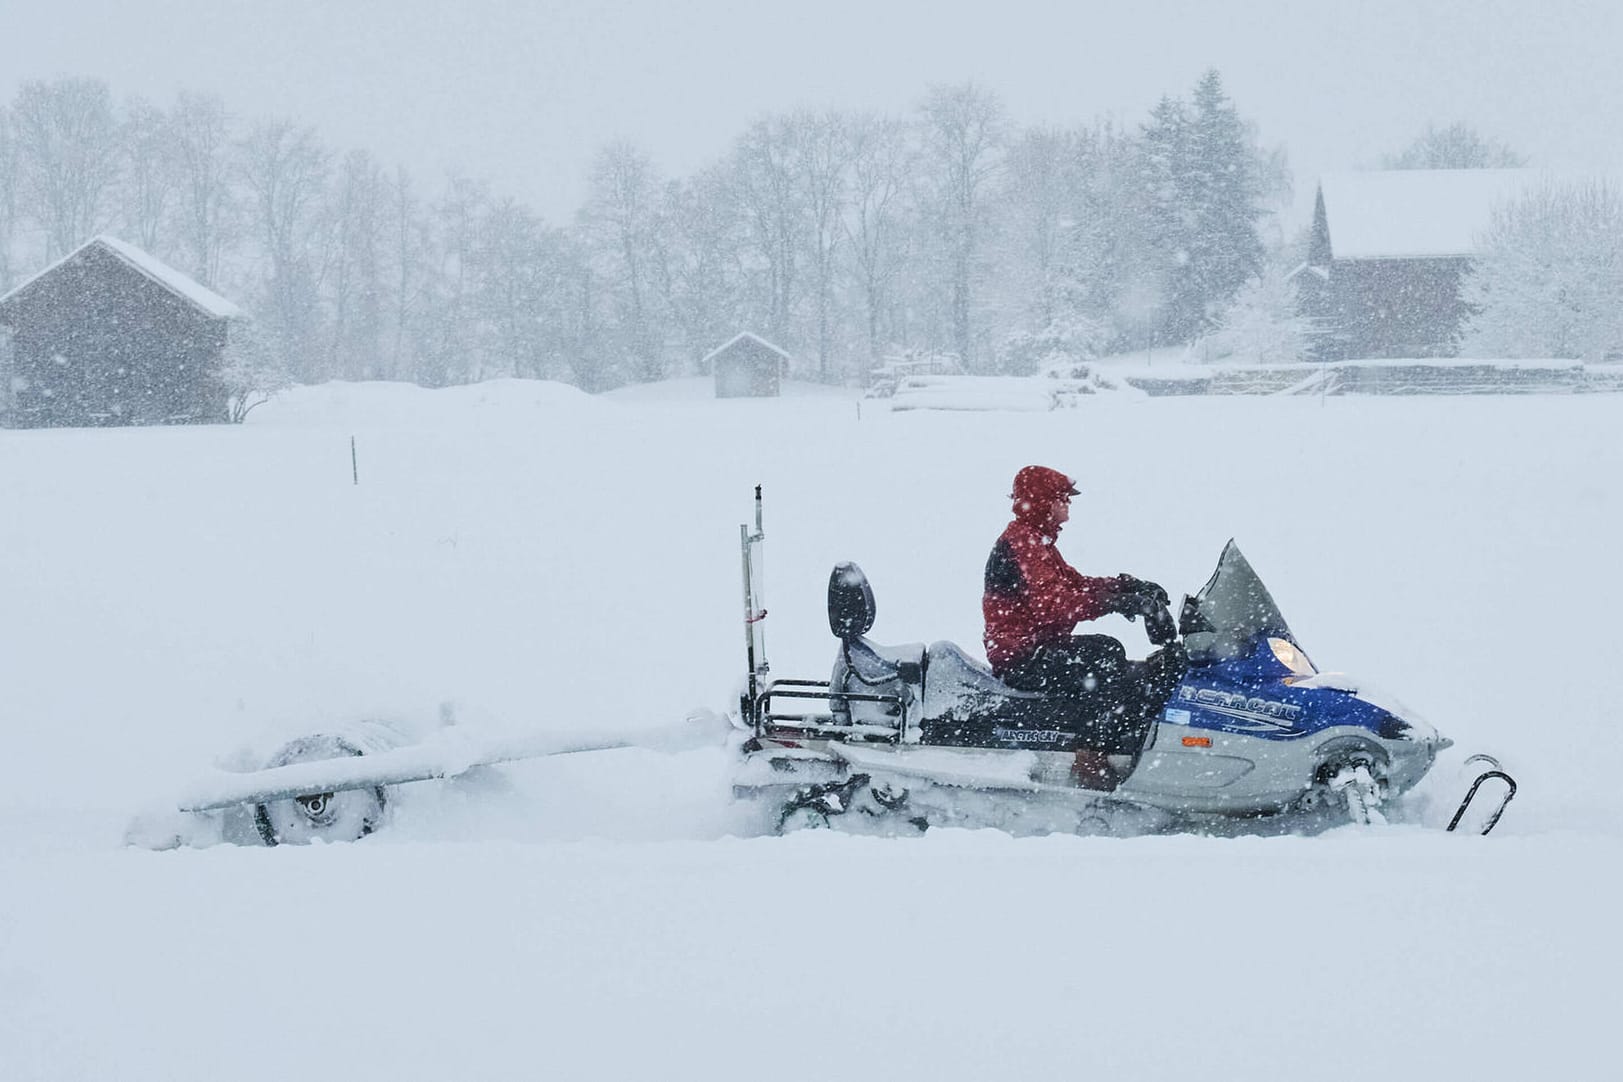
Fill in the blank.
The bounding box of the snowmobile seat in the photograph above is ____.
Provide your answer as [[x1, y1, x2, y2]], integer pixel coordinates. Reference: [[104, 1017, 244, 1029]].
[[921, 641, 1024, 704], [832, 637, 925, 728], [839, 636, 925, 686], [918, 640, 1155, 757]]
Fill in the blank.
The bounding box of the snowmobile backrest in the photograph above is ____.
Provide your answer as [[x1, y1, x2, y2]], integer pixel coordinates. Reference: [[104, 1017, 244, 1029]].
[[828, 561, 876, 641]]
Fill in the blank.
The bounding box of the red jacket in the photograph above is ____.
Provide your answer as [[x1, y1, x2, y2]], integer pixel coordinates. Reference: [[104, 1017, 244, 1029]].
[[982, 515, 1120, 675]]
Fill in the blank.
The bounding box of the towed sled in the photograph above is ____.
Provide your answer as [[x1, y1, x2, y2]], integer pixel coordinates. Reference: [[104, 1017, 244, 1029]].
[[733, 488, 1516, 837], [127, 711, 730, 849]]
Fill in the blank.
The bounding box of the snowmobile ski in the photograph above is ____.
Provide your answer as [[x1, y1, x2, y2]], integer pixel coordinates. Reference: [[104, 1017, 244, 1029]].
[[1446, 754, 1517, 835]]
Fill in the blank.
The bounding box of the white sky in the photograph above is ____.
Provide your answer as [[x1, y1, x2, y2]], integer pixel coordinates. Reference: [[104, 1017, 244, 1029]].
[[3, 0, 1621, 228]]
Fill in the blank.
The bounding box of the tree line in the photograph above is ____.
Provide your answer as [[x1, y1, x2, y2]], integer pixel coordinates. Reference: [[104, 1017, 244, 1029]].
[[0, 72, 1299, 392]]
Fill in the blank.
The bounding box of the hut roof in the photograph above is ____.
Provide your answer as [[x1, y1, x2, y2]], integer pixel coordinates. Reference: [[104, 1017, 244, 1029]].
[[701, 331, 790, 367], [0, 234, 243, 320]]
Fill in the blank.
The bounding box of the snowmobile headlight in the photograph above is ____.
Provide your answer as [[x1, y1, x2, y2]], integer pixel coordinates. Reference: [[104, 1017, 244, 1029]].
[[1269, 637, 1316, 677]]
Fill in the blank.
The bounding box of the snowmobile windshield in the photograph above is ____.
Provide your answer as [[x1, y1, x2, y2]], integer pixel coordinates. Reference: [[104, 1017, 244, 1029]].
[[1181, 541, 1303, 664]]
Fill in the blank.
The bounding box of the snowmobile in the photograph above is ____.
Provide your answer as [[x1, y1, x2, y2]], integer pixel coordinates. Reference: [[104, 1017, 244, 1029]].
[[732, 488, 1516, 837]]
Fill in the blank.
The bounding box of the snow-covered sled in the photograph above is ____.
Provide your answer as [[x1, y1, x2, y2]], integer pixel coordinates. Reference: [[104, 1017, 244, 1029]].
[[127, 711, 730, 849], [732, 488, 1516, 837]]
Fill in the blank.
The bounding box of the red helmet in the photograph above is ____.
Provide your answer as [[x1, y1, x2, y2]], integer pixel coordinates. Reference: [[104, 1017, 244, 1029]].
[[1011, 465, 1079, 507]]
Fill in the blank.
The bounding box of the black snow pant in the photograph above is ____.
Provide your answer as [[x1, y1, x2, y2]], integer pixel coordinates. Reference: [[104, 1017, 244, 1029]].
[[1001, 634, 1130, 698], [1002, 634, 1189, 731]]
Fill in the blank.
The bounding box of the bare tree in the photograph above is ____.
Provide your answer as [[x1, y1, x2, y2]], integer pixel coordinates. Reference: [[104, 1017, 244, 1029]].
[[565, 262, 613, 391], [917, 82, 1007, 370], [651, 166, 745, 373], [843, 113, 913, 378], [381, 165, 430, 381], [1063, 120, 1152, 346], [239, 119, 330, 381], [794, 111, 852, 381], [171, 92, 237, 288], [327, 149, 385, 380], [1384, 122, 1525, 170], [12, 78, 120, 259], [582, 141, 664, 381], [732, 115, 807, 353], [999, 126, 1082, 335], [0, 105, 18, 290], [418, 175, 489, 386], [116, 97, 178, 253], [470, 197, 576, 381]]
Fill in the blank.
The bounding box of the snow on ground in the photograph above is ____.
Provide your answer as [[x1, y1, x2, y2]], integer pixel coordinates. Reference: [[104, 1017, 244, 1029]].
[[2, 378, 1620, 1080]]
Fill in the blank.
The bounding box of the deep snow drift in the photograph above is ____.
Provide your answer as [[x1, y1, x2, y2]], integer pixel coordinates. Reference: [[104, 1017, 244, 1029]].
[[2, 378, 1619, 1080]]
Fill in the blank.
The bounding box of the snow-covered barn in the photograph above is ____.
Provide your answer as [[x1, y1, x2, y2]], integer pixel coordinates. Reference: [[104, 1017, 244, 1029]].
[[704, 331, 789, 398], [0, 235, 244, 428], [1295, 169, 1536, 360]]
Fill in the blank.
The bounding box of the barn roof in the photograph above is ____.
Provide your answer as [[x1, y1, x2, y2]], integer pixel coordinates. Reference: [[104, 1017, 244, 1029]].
[[701, 331, 790, 367], [1318, 169, 1541, 261], [0, 234, 243, 320]]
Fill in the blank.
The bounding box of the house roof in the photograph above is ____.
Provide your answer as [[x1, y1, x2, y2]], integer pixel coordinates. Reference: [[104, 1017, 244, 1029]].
[[0, 234, 243, 320], [701, 331, 790, 367], [1318, 169, 1546, 261]]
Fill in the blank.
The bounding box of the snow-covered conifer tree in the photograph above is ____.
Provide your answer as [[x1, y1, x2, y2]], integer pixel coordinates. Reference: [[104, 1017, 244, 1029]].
[[1199, 269, 1315, 364], [1134, 71, 1269, 349], [1185, 71, 1266, 335]]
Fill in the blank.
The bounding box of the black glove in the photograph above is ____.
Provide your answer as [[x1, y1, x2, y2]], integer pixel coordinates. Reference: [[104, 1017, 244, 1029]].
[[1104, 576, 1146, 617], [1110, 574, 1169, 616]]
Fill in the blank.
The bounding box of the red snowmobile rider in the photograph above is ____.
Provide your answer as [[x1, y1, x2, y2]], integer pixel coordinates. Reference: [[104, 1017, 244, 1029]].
[[982, 465, 1185, 787]]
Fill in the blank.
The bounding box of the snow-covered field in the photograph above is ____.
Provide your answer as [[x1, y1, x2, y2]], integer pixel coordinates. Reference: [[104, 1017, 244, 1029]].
[[2, 378, 1619, 1080]]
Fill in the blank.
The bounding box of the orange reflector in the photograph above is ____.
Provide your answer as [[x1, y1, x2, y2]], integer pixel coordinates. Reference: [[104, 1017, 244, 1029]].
[[1182, 736, 1212, 748]]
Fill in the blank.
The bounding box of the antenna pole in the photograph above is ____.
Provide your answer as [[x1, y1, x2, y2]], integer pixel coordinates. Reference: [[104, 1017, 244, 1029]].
[[740, 486, 768, 731]]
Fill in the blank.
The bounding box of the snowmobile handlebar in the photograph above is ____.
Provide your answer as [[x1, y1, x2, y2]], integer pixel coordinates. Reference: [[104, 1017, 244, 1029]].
[[1143, 604, 1179, 646]]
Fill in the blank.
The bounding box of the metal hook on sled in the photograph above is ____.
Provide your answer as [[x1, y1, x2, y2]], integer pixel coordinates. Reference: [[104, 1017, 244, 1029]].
[[1446, 754, 1517, 835]]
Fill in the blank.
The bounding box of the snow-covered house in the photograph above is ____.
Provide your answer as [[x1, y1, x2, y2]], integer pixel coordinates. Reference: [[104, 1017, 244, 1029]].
[[1295, 169, 1536, 360], [704, 331, 789, 398], [0, 235, 244, 428]]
